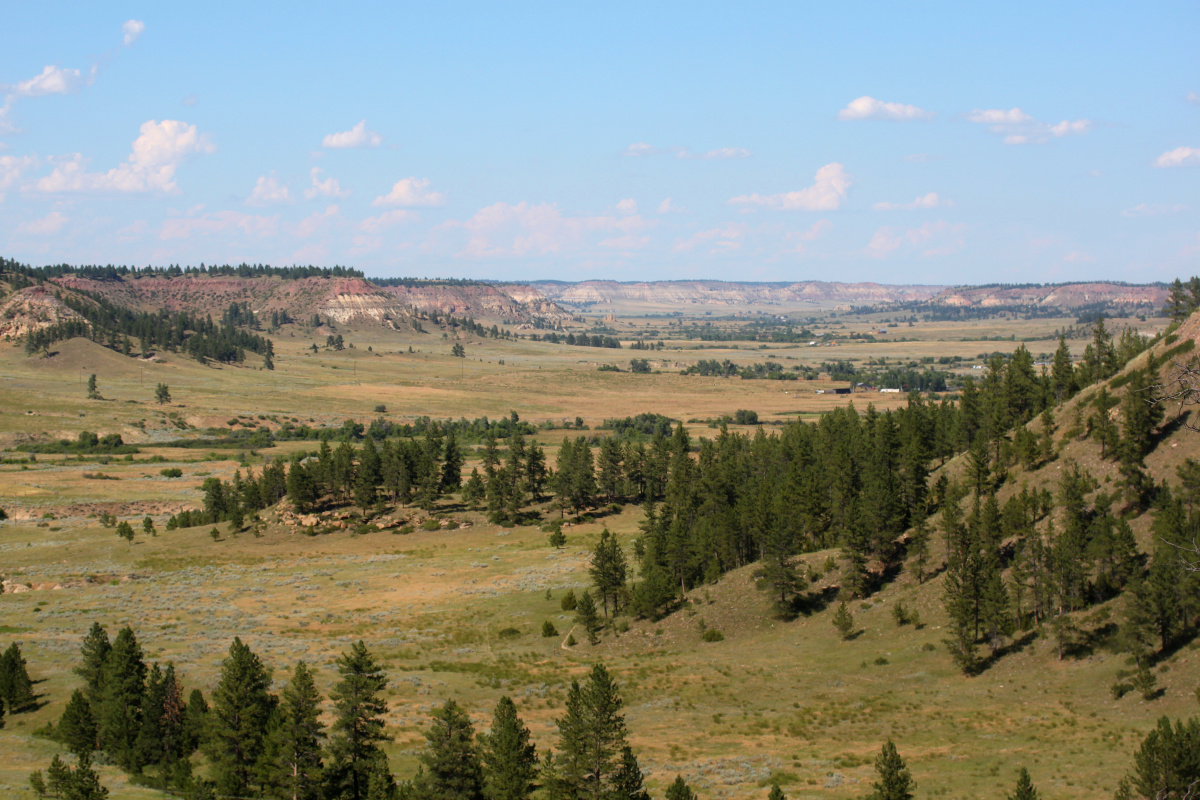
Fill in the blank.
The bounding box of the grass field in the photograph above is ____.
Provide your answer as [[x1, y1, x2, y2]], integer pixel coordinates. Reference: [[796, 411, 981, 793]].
[[0, 309, 1191, 800]]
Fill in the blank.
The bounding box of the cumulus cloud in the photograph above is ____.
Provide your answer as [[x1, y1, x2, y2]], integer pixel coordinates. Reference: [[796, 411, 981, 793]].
[[6, 65, 86, 97], [0, 154, 38, 201], [728, 163, 850, 211], [838, 96, 933, 122], [122, 20, 146, 46], [866, 220, 965, 258], [874, 192, 953, 211], [304, 167, 350, 199], [372, 177, 446, 207], [36, 119, 215, 194], [246, 175, 292, 206], [966, 107, 1091, 144], [1155, 147, 1200, 168], [455, 201, 653, 258], [359, 209, 419, 233], [16, 211, 67, 236], [657, 197, 681, 214], [673, 223, 748, 254], [160, 210, 279, 240], [322, 120, 382, 149], [785, 219, 833, 253], [293, 205, 339, 238], [1121, 202, 1188, 218], [616, 198, 638, 215]]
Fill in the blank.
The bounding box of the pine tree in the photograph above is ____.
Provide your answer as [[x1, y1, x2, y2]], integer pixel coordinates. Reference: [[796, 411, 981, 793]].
[[262, 661, 325, 800], [287, 457, 317, 514], [184, 688, 208, 753], [546, 665, 633, 800], [47, 755, 70, 798], [665, 776, 696, 800], [415, 699, 483, 800], [867, 740, 914, 800], [76, 623, 111, 708], [87, 374, 99, 399], [440, 430, 464, 493], [767, 783, 786, 800], [155, 383, 171, 404], [96, 626, 147, 771], [58, 689, 97, 757], [589, 529, 627, 617], [575, 590, 601, 645], [326, 641, 391, 800], [833, 601, 855, 640], [463, 469, 486, 510], [1007, 767, 1039, 800], [205, 637, 276, 799], [65, 754, 109, 800], [480, 696, 537, 800], [611, 746, 649, 800], [0, 642, 35, 712]]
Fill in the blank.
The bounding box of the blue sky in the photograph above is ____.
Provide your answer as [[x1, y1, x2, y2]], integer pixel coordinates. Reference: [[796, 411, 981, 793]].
[[2, 2, 1197, 284]]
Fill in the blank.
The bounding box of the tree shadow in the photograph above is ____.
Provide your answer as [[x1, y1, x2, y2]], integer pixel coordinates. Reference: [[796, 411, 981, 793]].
[[977, 629, 1039, 672], [786, 585, 840, 618]]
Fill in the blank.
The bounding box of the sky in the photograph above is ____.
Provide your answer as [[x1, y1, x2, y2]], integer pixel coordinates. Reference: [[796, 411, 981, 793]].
[[1, 2, 1197, 285]]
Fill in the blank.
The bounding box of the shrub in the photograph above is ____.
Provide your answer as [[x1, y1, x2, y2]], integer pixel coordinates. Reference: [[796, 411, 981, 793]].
[[701, 629, 725, 643], [560, 589, 577, 611], [420, 518, 442, 531], [498, 627, 521, 640], [160, 468, 183, 478], [542, 621, 558, 638]]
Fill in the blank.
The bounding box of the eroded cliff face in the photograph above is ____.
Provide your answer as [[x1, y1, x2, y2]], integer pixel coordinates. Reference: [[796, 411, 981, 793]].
[[0, 285, 89, 340], [47, 274, 567, 326], [530, 280, 945, 306], [933, 283, 1169, 309]]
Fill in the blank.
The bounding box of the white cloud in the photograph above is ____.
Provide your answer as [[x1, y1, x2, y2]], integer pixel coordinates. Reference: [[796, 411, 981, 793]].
[[1063, 251, 1096, 264], [359, 209, 419, 233], [0, 154, 38, 201], [116, 219, 148, 241], [16, 211, 67, 236], [967, 107, 1091, 144], [122, 20, 145, 46], [36, 119, 215, 194], [322, 120, 382, 149], [866, 220, 965, 258], [160, 210, 279, 240], [1187, 91, 1200, 107], [728, 163, 850, 211], [456, 201, 653, 257], [874, 192, 953, 211], [657, 197, 681, 214], [674, 223, 748, 253], [838, 96, 933, 122], [293, 205, 339, 238], [623, 142, 655, 156], [1121, 202, 1188, 218], [304, 167, 349, 199], [616, 198, 638, 215], [1155, 146, 1200, 168], [247, 175, 292, 206], [599, 234, 650, 250], [6, 65, 86, 97], [372, 177, 446, 207], [785, 219, 833, 253]]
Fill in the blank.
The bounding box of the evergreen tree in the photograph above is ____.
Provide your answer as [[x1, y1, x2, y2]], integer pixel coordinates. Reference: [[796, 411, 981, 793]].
[[415, 699, 483, 800], [665, 776, 697, 800], [326, 641, 391, 800], [1007, 767, 1039, 800], [87, 374, 99, 399], [767, 784, 785, 800], [833, 601, 855, 640], [575, 591, 601, 645], [96, 626, 147, 771], [546, 665, 633, 800], [611, 746, 649, 800], [440, 430, 464, 493], [155, 383, 171, 404], [589, 529, 627, 617], [0, 642, 35, 712], [64, 754, 109, 800], [58, 689, 98, 757], [1119, 716, 1200, 799], [205, 637, 276, 799], [262, 661, 325, 800], [184, 688, 209, 753], [480, 696, 537, 800], [76, 623, 111, 708], [47, 755, 70, 797], [462, 469, 486, 510], [867, 740, 915, 800], [287, 457, 318, 514]]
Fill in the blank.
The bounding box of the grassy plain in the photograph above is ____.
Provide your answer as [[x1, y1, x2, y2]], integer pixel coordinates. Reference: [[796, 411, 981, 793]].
[[0, 310, 1193, 800]]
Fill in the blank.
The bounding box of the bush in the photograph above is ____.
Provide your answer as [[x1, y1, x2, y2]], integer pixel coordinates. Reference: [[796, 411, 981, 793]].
[[561, 589, 577, 611], [498, 627, 521, 640], [160, 468, 183, 478], [701, 629, 725, 643], [374, 404, 387, 413], [542, 621, 558, 638], [420, 518, 442, 531]]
